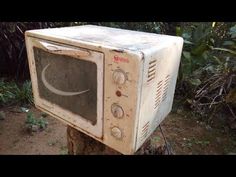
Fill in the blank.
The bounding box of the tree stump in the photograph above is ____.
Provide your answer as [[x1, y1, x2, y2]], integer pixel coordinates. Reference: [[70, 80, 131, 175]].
[[67, 126, 120, 155], [67, 125, 171, 155]]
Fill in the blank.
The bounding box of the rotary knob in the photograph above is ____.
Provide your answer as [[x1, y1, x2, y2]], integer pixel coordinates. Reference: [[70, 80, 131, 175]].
[[111, 103, 124, 118], [112, 69, 127, 85], [111, 127, 122, 139]]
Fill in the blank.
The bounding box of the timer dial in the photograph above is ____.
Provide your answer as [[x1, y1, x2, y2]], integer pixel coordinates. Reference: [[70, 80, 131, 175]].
[[111, 103, 124, 118], [111, 127, 122, 139], [112, 69, 127, 85]]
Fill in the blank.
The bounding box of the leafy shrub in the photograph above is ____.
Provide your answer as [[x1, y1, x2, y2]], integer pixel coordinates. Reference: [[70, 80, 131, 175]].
[[0, 22, 85, 80], [25, 111, 48, 132], [0, 79, 33, 106], [176, 22, 236, 124]]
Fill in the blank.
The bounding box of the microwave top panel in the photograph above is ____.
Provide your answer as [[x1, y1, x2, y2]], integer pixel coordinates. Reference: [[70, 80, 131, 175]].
[[25, 25, 182, 51]]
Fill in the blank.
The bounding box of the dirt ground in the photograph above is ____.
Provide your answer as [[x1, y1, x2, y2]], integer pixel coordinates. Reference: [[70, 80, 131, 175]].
[[158, 112, 236, 155], [0, 106, 236, 155], [0, 106, 67, 155]]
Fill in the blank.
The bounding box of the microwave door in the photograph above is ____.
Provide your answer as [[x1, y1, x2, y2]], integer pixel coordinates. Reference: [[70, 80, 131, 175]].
[[28, 39, 104, 138], [38, 42, 91, 96]]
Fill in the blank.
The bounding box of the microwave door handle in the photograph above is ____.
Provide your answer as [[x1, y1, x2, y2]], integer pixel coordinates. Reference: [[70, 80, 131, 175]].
[[38, 41, 91, 57]]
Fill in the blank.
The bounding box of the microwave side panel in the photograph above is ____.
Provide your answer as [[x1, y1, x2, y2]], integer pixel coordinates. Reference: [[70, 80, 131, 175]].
[[135, 37, 183, 151]]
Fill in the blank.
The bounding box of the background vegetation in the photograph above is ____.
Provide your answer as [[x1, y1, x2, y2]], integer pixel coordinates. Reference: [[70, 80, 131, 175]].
[[0, 22, 235, 129]]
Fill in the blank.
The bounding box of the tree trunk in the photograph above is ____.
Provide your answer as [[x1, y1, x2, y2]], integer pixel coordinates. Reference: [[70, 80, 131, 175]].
[[67, 126, 120, 155], [67, 125, 171, 155]]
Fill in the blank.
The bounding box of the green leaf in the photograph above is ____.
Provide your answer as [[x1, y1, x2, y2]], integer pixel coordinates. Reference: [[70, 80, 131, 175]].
[[192, 24, 210, 43], [191, 43, 208, 56], [229, 25, 236, 38], [189, 78, 201, 86], [202, 51, 209, 60], [176, 26, 182, 36], [232, 33, 236, 38], [223, 41, 235, 46], [212, 56, 222, 65], [182, 32, 191, 40], [205, 65, 215, 73], [210, 38, 215, 45], [152, 136, 161, 143], [184, 40, 194, 45], [183, 51, 191, 59]]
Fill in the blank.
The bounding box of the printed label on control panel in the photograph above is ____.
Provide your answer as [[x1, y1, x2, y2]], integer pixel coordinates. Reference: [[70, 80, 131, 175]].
[[113, 55, 129, 63]]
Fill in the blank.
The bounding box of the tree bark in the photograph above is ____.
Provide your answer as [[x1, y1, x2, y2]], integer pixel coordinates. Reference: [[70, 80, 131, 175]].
[[67, 125, 170, 155], [67, 126, 120, 155]]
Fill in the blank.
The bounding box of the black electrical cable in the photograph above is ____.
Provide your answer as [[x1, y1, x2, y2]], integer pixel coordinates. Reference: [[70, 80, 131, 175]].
[[159, 124, 170, 155]]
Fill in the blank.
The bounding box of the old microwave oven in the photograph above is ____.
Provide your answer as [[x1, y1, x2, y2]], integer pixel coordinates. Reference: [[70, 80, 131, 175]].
[[25, 25, 183, 154]]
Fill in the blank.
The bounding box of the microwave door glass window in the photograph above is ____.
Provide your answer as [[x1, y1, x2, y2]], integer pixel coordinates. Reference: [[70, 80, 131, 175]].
[[33, 47, 97, 125]]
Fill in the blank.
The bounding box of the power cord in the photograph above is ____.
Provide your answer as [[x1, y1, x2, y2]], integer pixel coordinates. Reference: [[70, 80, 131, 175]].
[[159, 124, 170, 155]]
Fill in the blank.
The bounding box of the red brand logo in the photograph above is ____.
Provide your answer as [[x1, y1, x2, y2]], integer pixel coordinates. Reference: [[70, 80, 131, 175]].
[[113, 55, 129, 63]]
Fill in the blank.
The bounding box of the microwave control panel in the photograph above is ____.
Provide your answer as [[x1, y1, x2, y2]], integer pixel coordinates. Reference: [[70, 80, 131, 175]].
[[103, 50, 142, 154]]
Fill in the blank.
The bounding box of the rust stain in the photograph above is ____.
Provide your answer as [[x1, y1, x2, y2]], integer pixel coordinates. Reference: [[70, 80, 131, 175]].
[[140, 51, 145, 61], [112, 49, 125, 53]]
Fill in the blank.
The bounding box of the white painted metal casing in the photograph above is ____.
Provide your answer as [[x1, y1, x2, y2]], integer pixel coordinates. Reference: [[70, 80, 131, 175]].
[[25, 25, 183, 154]]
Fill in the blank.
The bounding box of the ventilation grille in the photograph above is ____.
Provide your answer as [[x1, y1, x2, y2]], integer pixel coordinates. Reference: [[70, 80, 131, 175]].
[[162, 75, 170, 102], [140, 121, 150, 141], [147, 60, 157, 82], [154, 80, 163, 109]]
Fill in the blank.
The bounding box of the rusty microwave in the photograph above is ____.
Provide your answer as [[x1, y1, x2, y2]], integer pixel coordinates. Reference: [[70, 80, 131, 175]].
[[25, 25, 183, 154]]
